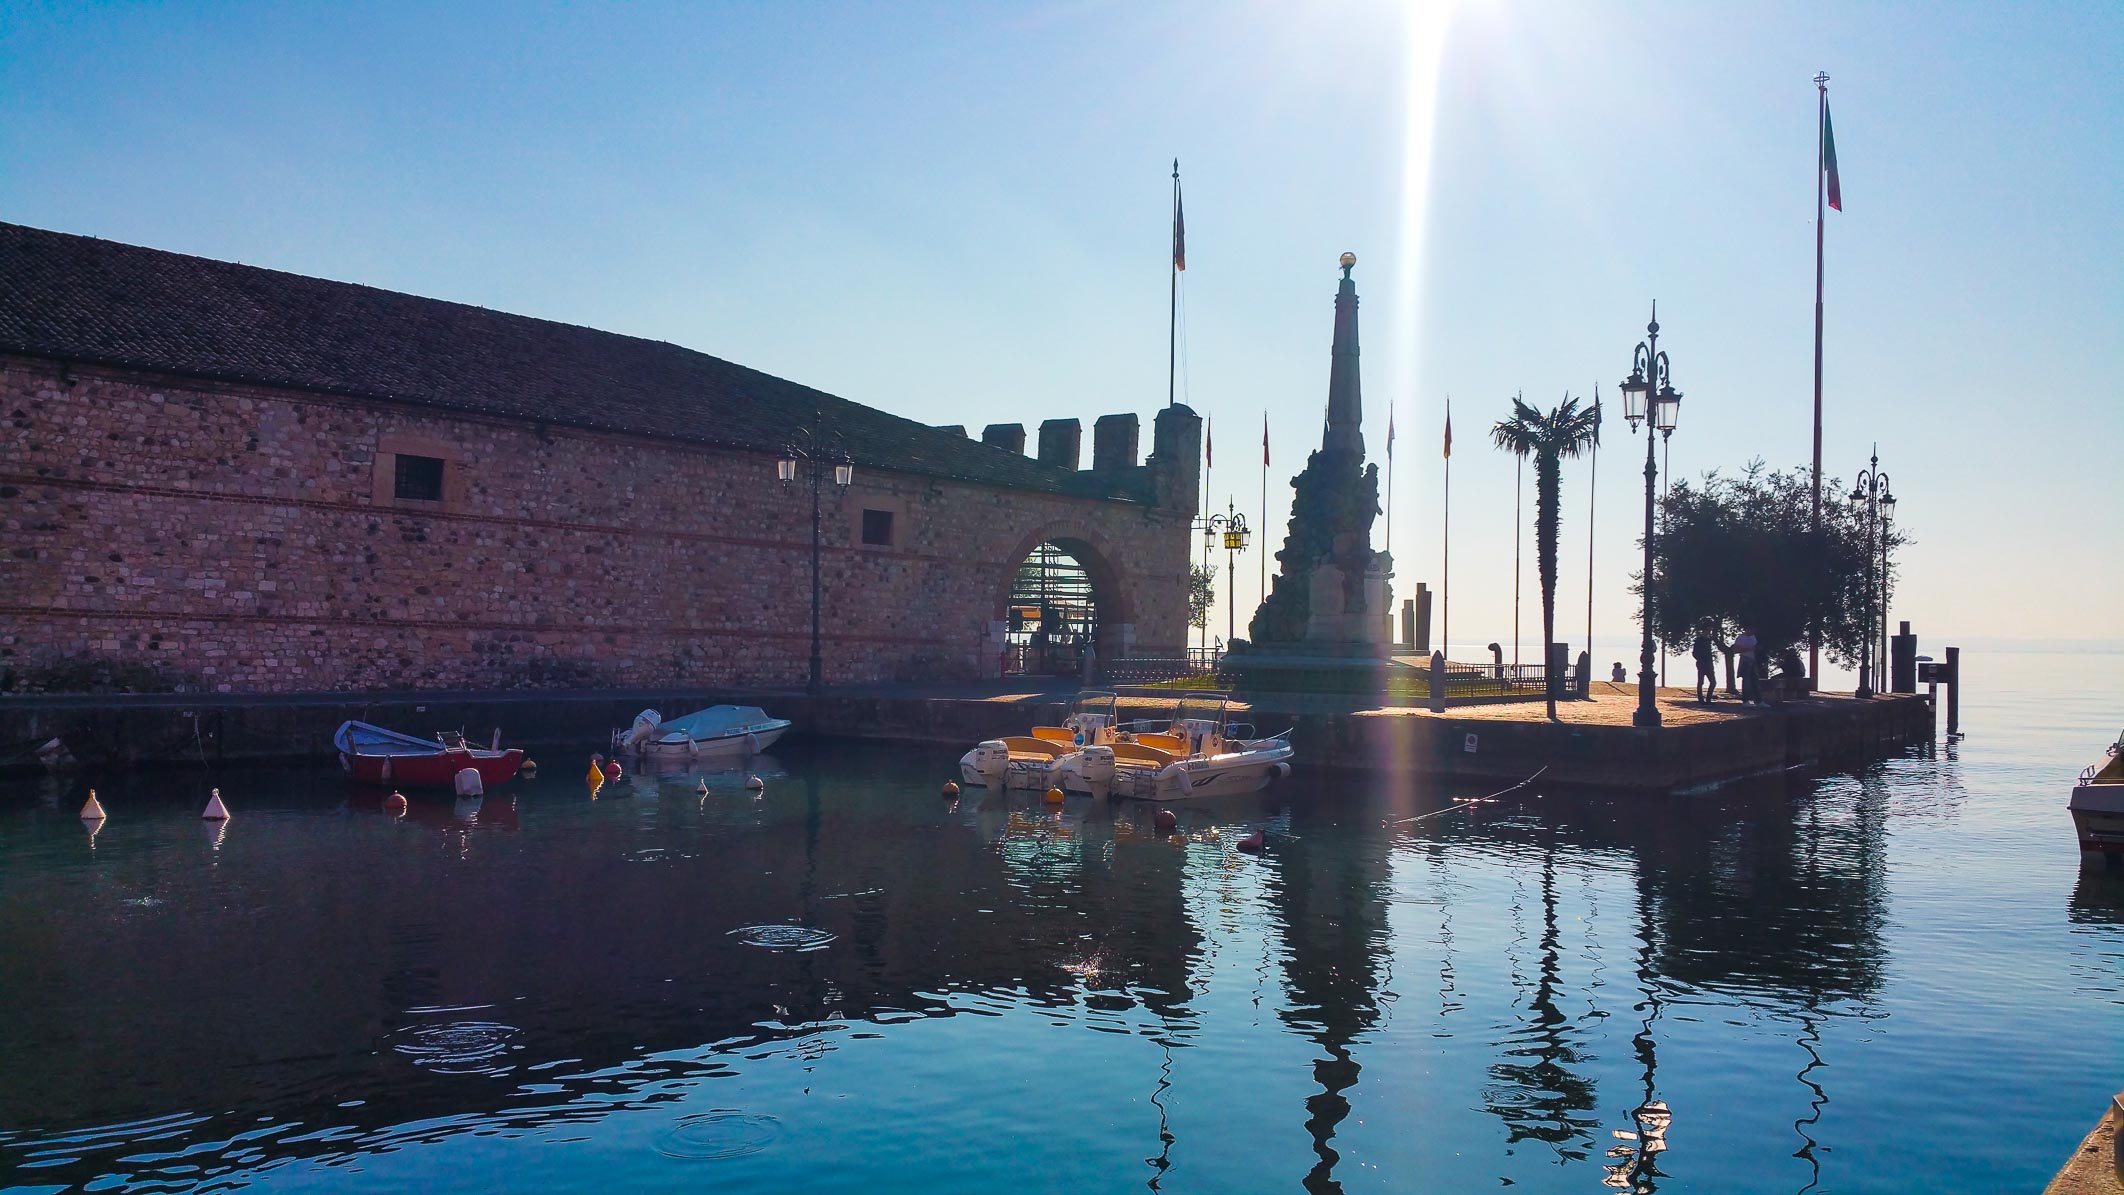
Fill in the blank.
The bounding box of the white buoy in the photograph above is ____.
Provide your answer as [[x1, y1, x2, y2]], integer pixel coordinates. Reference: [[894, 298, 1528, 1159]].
[[202, 788, 231, 820], [744, 775, 764, 791], [696, 779, 710, 796], [80, 789, 106, 821]]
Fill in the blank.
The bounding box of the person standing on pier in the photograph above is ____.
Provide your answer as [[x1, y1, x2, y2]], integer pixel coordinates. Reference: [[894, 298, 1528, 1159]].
[[1734, 627, 1761, 705], [1693, 628, 1719, 703]]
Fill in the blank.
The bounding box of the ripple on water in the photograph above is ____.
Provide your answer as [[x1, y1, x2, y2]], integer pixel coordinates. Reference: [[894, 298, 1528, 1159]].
[[655, 1112, 780, 1161], [728, 925, 836, 952], [387, 1021, 524, 1074]]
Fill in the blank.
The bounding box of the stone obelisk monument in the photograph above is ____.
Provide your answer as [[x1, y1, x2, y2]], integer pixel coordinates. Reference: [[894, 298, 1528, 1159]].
[[1237, 253, 1393, 688]]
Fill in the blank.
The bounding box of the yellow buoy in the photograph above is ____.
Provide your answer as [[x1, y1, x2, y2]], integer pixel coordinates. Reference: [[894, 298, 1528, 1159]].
[[586, 756, 605, 786], [1045, 786, 1065, 805], [943, 781, 961, 797]]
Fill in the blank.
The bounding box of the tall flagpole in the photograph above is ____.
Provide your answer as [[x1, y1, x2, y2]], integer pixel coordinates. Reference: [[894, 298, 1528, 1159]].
[[1809, 75, 1827, 680], [1587, 385, 1600, 671], [1169, 159, 1181, 409], [1385, 405, 1396, 570], [1442, 396, 1452, 661], [1260, 413, 1269, 625], [1513, 411, 1523, 669]]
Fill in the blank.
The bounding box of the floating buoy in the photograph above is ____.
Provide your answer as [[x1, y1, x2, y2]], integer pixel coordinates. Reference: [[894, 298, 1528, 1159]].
[[520, 759, 539, 777], [1236, 830, 1265, 853], [697, 779, 711, 796], [603, 759, 622, 783], [385, 790, 409, 815], [202, 788, 231, 820], [587, 756, 605, 787], [943, 780, 961, 797], [744, 775, 765, 792], [80, 789, 106, 821], [1045, 786, 1065, 805], [1153, 808, 1177, 833]]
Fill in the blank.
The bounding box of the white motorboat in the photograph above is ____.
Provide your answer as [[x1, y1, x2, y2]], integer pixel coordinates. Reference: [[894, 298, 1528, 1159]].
[[1051, 691, 1294, 801], [2070, 728, 2124, 867], [959, 690, 1123, 790], [614, 706, 791, 762]]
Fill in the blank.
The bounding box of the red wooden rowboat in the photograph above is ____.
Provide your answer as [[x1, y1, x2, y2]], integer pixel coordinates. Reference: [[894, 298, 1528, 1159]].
[[334, 721, 523, 789]]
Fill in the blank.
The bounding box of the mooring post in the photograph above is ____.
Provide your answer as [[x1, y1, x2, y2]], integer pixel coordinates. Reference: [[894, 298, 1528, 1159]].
[[1429, 651, 1446, 713], [1946, 646, 1961, 735]]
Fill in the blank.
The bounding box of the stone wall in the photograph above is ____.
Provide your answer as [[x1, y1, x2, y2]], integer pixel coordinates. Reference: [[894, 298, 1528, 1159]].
[[0, 356, 1192, 693]]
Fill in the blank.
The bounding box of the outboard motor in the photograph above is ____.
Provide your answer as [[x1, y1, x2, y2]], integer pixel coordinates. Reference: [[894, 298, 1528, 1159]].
[[1076, 745, 1117, 798], [622, 709, 663, 752], [962, 740, 1011, 786], [454, 766, 485, 797]]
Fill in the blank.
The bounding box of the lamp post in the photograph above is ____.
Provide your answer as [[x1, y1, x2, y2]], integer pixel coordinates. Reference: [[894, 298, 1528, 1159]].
[[1203, 500, 1251, 653], [1619, 303, 1682, 729], [1849, 446, 1894, 699], [777, 407, 852, 695]]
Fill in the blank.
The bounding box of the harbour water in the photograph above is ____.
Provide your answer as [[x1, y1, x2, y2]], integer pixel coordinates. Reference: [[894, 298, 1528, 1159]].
[[2, 651, 2119, 1193]]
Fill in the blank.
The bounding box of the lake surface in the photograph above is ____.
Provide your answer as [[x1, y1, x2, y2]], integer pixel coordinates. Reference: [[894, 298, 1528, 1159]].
[[3, 652, 2120, 1193]]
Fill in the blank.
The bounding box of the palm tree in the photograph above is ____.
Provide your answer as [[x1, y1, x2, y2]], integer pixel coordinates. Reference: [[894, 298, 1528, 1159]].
[[1492, 393, 1603, 720]]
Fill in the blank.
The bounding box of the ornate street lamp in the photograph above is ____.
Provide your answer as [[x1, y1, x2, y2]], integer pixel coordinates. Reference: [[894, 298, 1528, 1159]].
[[778, 406, 851, 695], [1849, 446, 1894, 699], [1203, 500, 1251, 653], [1620, 303, 1681, 729]]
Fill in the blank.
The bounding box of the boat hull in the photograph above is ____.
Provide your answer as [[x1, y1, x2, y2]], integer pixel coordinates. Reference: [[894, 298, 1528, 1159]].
[[2070, 783, 2124, 865], [1058, 741, 1295, 801], [630, 724, 787, 761], [341, 747, 523, 789]]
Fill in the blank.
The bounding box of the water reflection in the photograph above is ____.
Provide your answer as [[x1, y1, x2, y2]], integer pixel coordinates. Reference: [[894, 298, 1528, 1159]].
[[0, 729, 1999, 1194]]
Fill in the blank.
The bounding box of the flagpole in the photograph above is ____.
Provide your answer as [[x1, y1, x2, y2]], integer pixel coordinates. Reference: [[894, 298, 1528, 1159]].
[[1168, 158, 1180, 409], [1513, 425, 1522, 670], [1260, 413, 1268, 627], [1385, 406, 1395, 576], [1587, 386, 1599, 672], [1809, 74, 1827, 681], [1442, 397, 1452, 662]]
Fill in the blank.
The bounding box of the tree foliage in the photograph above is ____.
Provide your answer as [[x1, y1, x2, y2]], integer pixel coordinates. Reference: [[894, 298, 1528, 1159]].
[[1491, 393, 1602, 720], [1640, 461, 1903, 671], [1189, 563, 1216, 631]]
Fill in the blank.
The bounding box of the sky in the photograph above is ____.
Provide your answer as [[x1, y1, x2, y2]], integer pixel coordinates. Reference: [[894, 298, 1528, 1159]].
[[3, 0, 2118, 664]]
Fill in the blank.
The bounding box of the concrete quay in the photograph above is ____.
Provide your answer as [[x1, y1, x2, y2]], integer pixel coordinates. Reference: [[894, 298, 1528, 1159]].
[[2, 678, 1933, 793]]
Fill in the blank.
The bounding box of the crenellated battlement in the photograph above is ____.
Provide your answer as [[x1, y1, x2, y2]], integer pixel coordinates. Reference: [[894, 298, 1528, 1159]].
[[962, 406, 1200, 514]]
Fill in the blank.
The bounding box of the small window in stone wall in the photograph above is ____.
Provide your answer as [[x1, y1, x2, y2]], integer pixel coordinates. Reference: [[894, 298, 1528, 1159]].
[[861, 509, 895, 546], [394, 454, 445, 502]]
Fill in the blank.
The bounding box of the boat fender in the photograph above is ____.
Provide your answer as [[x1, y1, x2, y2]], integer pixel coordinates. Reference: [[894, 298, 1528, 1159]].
[[1153, 809, 1177, 834], [1270, 763, 1292, 781], [1045, 786, 1065, 805], [455, 767, 485, 798], [1236, 830, 1265, 854], [745, 732, 760, 754], [380, 755, 393, 784], [943, 780, 961, 797], [80, 789, 106, 821], [385, 790, 409, 815], [202, 788, 231, 820]]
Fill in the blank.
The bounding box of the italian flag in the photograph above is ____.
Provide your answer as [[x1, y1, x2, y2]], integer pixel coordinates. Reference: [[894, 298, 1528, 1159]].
[[1823, 102, 1842, 211]]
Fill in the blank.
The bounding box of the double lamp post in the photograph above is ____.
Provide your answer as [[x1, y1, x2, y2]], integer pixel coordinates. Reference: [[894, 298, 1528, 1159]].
[[1619, 304, 1682, 729], [1200, 500, 1250, 659], [1850, 446, 1895, 699], [777, 406, 852, 695]]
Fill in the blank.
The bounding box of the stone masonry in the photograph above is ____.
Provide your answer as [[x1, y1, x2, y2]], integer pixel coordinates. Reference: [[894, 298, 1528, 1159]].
[[1, 355, 1194, 694]]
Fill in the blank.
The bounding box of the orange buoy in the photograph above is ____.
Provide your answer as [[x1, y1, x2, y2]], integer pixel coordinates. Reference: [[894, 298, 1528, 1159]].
[[943, 781, 961, 797], [385, 790, 409, 815], [1044, 786, 1065, 805], [520, 759, 539, 777], [1153, 808, 1177, 833]]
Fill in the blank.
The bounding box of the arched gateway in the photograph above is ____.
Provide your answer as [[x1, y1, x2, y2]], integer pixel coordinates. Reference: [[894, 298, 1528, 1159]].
[[993, 530, 1132, 678]]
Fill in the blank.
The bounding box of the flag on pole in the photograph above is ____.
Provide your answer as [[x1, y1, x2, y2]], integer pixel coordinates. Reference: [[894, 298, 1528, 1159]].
[[1262, 413, 1270, 466], [1172, 176, 1187, 270], [1442, 400, 1453, 459], [1591, 384, 1603, 446], [1823, 102, 1842, 211], [1387, 408, 1396, 457], [1205, 416, 1212, 467]]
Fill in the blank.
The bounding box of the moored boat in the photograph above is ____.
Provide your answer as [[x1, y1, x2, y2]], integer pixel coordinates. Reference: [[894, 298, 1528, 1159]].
[[2070, 729, 2124, 866], [959, 690, 1122, 790], [334, 721, 524, 789], [1052, 691, 1293, 801], [614, 706, 791, 762]]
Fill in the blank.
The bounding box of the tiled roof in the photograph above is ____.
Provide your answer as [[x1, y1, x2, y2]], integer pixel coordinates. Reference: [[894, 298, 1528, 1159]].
[[0, 222, 1130, 499]]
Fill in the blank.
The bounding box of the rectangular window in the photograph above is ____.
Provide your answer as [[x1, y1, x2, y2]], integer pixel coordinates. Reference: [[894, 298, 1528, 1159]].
[[393, 454, 445, 502], [861, 508, 895, 546]]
